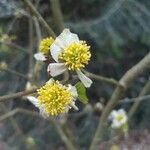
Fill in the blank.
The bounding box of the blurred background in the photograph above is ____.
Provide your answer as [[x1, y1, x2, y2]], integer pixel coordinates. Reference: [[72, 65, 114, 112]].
[[0, 0, 150, 149]]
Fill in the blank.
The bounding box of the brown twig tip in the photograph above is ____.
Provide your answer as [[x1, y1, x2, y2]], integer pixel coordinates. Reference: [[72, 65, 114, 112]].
[[23, 0, 56, 38], [82, 69, 123, 87], [0, 88, 38, 102]]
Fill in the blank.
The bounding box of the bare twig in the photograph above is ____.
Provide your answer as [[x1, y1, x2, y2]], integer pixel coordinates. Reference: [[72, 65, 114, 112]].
[[1, 104, 23, 135], [0, 41, 29, 54], [28, 16, 34, 78], [0, 108, 76, 150], [23, 0, 56, 37], [0, 88, 37, 102], [0, 67, 28, 79], [52, 121, 76, 150], [33, 17, 42, 43], [89, 52, 150, 150], [119, 94, 150, 104], [0, 108, 39, 122], [82, 69, 122, 87], [128, 81, 150, 119], [50, 0, 64, 32]]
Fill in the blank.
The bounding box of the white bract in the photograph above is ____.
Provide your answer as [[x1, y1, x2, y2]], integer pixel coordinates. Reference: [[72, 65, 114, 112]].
[[34, 52, 46, 61], [34, 37, 54, 61], [47, 28, 93, 88], [108, 109, 128, 129]]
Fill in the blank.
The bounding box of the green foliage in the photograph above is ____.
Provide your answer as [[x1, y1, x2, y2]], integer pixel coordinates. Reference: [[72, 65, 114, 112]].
[[75, 82, 88, 104]]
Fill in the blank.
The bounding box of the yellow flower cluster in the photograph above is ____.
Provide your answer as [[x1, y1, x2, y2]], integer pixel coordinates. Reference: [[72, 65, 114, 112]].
[[58, 41, 91, 71], [116, 114, 124, 122], [39, 37, 54, 54], [37, 80, 72, 116]]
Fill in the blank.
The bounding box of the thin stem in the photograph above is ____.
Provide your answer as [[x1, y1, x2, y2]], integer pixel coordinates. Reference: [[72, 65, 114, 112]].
[[33, 17, 42, 43], [0, 108, 76, 150], [1, 104, 23, 135], [128, 81, 150, 119], [0, 88, 37, 102], [23, 0, 56, 37], [82, 69, 122, 87], [0, 41, 29, 54], [52, 120, 76, 150], [50, 0, 64, 32], [89, 52, 150, 150], [32, 17, 43, 84], [28, 16, 34, 78], [1, 67, 28, 79], [119, 94, 150, 104], [0, 106, 37, 150], [0, 108, 39, 122]]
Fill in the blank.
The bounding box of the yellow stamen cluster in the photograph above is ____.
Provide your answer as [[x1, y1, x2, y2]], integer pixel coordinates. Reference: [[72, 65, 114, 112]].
[[58, 41, 91, 71], [37, 80, 72, 116], [116, 115, 124, 122], [39, 37, 54, 54]]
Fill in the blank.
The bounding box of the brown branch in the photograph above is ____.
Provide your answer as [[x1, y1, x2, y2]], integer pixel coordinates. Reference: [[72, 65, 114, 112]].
[[0, 107, 76, 150], [1, 67, 29, 79], [0, 108, 40, 122], [23, 0, 56, 38], [1, 104, 23, 135], [89, 52, 150, 150], [82, 69, 122, 87], [119, 94, 150, 104], [0, 41, 29, 54], [28, 16, 34, 78], [33, 17, 42, 43], [50, 0, 64, 32], [0, 88, 37, 102], [128, 81, 150, 119], [52, 121, 76, 150]]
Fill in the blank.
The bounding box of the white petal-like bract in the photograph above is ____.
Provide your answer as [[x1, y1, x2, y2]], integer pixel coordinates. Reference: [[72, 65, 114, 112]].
[[47, 63, 67, 77], [27, 96, 39, 108], [68, 84, 78, 98], [76, 70, 93, 88], [50, 44, 62, 62], [50, 28, 80, 62], [55, 28, 79, 48], [70, 101, 79, 111], [39, 106, 49, 118], [61, 29, 79, 46], [34, 52, 46, 61]]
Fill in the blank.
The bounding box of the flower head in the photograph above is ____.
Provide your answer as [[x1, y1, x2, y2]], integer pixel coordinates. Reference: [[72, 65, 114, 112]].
[[47, 28, 93, 88], [108, 109, 127, 129], [34, 37, 54, 61], [58, 41, 91, 71], [27, 79, 78, 116], [39, 37, 54, 54]]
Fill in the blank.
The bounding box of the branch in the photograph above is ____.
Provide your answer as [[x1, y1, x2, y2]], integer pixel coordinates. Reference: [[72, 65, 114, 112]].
[[33, 17, 42, 43], [0, 88, 37, 102], [0, 41, 29, 54], [1, 104, 23, 135], [52, 121, 76, 150], [82, 69, 122, 87], [119, 94, 150, 104], [28, 16, 34, 78], [0, 67, 28, 80], [89, 52, 150, 150], [50, 0, 64, 32], [128, 81, 150, 119], [0, 108, 76, 150], [23, 0, 56, 38]]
